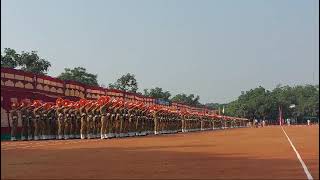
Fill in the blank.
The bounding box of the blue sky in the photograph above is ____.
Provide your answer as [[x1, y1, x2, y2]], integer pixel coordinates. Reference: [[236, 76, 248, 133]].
[[1, 0, 319, 103]]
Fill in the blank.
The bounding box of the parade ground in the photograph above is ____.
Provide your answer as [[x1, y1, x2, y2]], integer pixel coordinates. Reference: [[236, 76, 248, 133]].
[[1, 126, 319, 179]]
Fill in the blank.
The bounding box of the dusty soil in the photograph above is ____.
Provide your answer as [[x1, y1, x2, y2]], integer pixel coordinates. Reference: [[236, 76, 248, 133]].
[[283, 126, 319, 179], [1, 126, 319, 179]]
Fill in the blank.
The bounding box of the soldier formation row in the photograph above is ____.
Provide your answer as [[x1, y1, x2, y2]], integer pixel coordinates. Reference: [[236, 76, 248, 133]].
[[9, 96, 248, 141]]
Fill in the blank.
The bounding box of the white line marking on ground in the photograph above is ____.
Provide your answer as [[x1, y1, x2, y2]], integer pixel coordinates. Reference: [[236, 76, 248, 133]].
[[281, 126, 313, 180]]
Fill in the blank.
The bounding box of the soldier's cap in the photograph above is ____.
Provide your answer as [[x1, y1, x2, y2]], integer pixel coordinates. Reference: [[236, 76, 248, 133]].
[[11, 102, 19, 108], [79, 99, 87, 106], [32, 100, 42, 107], [20, 99, 31, 106], [98, 96, 111, 105], [74, 102, 81, 109], [56, 97, 64, 105], [43, 102, 54, 110], [67, 102, 74, 107]]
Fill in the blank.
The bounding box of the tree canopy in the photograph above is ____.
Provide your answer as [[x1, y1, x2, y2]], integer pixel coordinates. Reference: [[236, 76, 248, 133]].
[[108, 73, 138, 93], [224, 84, 319, 121], [1, 48, 51, 75], [57, 67, 99, 86], [1, 48, 20, 68], [144, 87, 171, 100], [171, 93, 201, 106]]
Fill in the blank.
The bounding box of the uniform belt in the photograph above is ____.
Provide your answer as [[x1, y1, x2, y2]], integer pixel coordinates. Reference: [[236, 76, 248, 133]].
[[22, 115, 27, 118], [36, 115, 40, 118]]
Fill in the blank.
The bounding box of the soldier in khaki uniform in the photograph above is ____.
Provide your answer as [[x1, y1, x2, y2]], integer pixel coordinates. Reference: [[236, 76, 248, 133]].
[[99, 97, 109, 139], [142, 108, 147, 136], [19, 100, 30, 141], [56, 98, 65, 140], [85, 101, 95, 139], [109, 104, 117, 138], [95, 107, 101, 138], [107, 100, 115, 138], [127, 107, 135, 137], [79, 99, 89, 139], [69, 106, 76, 139], [27, 104, 34, 140], [42, 103, 52, 140], [114, 101, 123, 138], [74, 103, 81, 139], [123, 108, 129, 137], [91, 104, 99, 138], [118, 107, 125, 138], [47, 104, 56, 139], [10, 102, 19, 141], [135, 109, 141, 136], [153, 109, 159, 135], [63, 102, 73, 140], [32, 100, 43, 140]]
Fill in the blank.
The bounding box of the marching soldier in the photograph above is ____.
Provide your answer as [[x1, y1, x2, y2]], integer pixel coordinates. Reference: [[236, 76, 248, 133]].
[[27, 104, 34, 140], [10, 102, 19, 141], [123, 108, 130, 137], [118, 106, 125, 138], [135, 109, 141, 136], [99, 97, 109, 139], [69, 105, 76, 139], [153, 109, 159, 135], [48, 104, 56, 139], [129, 107, 135, 137], [63, 102, 73, 140], [141, 108, 147, 136], [86, 101, 95, 139], [79, 99, 89, 139], [95, 107, 101, 138], [56, 98, 65, 140], [74, 104, 81, 139], [114, 102, 122, 138], [20, 100, 30, 141], [42, 103, 52, 140], [33, 100, 43, 140], [108, 100, 116, 138], [92, 104, 100, 138], [108, 102, 117, 138]]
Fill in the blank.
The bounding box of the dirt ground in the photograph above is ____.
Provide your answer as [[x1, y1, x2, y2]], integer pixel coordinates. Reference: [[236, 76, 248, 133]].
[[1, 126, 319, 179]]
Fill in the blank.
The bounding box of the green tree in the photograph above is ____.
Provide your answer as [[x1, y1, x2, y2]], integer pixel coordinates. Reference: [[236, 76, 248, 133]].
[[225, 84, 319, 122], [57, 67, 99, 86], [144, 87, 171, 100], [171, 93, 201, 106], [1, 48, 20, 68], [19, 51, 51, 75], [108, 73, 138, 93], [1, 48, 51, 75]]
